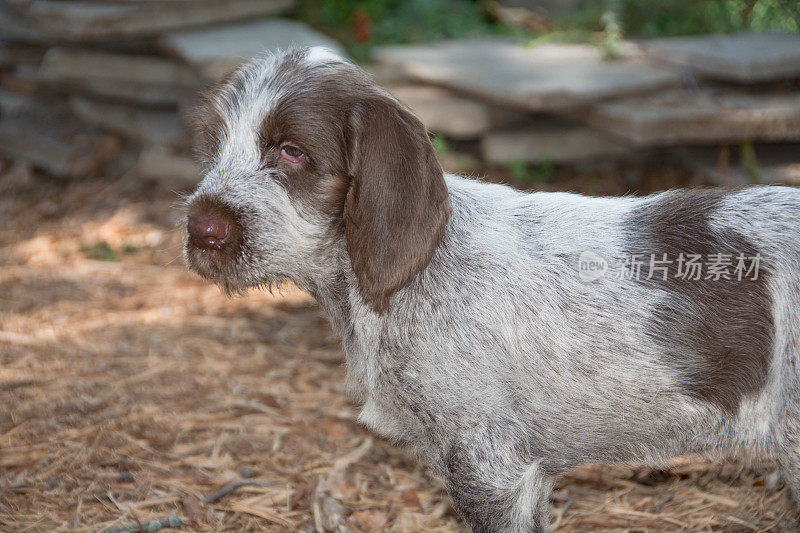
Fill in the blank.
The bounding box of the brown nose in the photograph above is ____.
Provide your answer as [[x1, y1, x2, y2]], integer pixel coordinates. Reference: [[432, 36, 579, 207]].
[[188, 214, 230, 250]]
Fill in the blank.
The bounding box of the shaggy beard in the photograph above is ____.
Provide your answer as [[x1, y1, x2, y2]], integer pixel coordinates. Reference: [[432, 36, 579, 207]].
[[219, 276, 290, 297]]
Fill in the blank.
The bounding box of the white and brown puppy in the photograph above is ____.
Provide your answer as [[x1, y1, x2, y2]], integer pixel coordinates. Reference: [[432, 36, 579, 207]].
[[184, 47, 800, 532]]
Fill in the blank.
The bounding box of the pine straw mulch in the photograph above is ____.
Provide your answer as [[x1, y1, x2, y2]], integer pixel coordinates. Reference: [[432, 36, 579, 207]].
[[1, 159, 798, 532]]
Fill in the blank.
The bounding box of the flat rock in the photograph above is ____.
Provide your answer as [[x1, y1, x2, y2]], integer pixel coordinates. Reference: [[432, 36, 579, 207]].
[[41, 48, 200, 88], [708, 162, 800, 186], [364, 63, 411, 88], [0, 4, 49, 43], [0, 89, 33, 115], [390, 85, 519, 140], [0, 43, 45, 68], [643, 33, 800, 83], [69, 97, 186, 147], [4, 0, 294, 42], [137, 148, 200, 185], [586, 89, 800, 147], [35, 48, 201, 106], [760, 162, 800, 185], [482, 118, 628, 164], [437, 151, 481, 174], [0, 93, 118, 177], [159, 18, 345, 81], [676, 144, 800, 186], [374, 39, 681, 111]]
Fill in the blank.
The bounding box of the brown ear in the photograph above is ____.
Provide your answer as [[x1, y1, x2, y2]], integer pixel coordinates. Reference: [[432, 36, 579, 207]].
[[344, 95, 451, 313]]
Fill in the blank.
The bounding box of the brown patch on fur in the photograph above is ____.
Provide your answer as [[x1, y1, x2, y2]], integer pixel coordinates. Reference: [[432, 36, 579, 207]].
[[258, 66, 355, 219], [343, 95, 451, 312], [626, 189, 773, 413], [254, 54, 451, 311]]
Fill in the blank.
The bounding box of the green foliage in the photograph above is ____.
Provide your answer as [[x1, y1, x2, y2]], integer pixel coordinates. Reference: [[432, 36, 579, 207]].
[[430, 134, 451, 155], [83, 241, 140, 260], [740, 140, 762, 183], [600, 7, 624, 59], [523, 28, 596, 46], [508, 158, 556, 185], [297, 0, 509, 61], [299, 0, 798, 64], [569, 0, 799, 37], [621, 0, 799, 36], [528, 0, 799, 58], [82, 241, 116, 261]]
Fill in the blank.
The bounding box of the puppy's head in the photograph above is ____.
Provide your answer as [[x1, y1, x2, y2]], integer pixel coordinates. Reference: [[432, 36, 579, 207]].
[[184, 47, 450, 311]]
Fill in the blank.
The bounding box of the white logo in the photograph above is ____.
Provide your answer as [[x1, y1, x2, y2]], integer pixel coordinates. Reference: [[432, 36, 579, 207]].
[[578, 251, 608, 282]]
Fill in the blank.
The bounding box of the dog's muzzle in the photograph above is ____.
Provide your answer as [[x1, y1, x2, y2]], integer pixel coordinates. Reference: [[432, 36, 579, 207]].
[[188, 213, 230, 251], [185, 196, 243, 272]]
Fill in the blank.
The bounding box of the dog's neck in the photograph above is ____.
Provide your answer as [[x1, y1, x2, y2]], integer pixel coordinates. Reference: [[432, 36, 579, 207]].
[[301, 245, 358, 339], [303, 175, 464, 342]]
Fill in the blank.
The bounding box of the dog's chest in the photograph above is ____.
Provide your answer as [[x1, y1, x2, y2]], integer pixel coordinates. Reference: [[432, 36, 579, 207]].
[[351, 370, 424, 444], [344, 341, 430, 446], [357, 396, 416, 443]]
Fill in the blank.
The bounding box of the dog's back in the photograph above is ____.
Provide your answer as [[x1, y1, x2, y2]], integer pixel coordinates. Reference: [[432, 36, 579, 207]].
[[367, 179, 800, 467]]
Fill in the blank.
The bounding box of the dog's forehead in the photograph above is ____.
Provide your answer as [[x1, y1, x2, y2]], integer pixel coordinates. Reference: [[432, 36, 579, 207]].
[[229, 47, 346, 112], [211, 48, 348, 164]]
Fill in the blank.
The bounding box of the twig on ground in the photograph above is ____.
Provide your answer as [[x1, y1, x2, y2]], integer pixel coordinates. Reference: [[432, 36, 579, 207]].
[[201, 481, 271, 505], [98, 515, 182, 533], [311, 437, 373, 532]]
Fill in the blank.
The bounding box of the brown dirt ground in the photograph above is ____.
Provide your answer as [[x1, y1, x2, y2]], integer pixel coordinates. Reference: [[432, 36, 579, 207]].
[[1, 158, 797, 532]]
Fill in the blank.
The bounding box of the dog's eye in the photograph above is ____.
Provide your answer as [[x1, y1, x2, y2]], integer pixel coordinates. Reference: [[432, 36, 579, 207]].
[[280, 145, 303, 163]]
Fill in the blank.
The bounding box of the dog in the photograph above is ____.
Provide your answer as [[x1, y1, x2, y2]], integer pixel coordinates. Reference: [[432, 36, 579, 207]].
[[183, 47, 800, 532]]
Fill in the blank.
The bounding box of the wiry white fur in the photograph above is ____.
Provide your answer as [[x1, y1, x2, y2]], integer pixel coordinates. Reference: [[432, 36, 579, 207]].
[[215, 54, 283, 170], [305, 46, 345, 66]]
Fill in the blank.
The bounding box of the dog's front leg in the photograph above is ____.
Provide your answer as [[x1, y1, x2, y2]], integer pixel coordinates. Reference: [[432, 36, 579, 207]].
[[442, 439, 553, 533]]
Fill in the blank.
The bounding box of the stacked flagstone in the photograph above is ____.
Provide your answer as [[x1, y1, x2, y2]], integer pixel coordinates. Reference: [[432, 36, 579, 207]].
[[0, 0, 343, 182], [1, 4, 798, 187], [374, 33, 800, 185]]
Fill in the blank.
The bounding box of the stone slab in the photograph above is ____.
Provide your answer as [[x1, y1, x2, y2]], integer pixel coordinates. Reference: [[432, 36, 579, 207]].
[[676, 144, 800, 186], [4, 0, 294, 42], [643, 33, 800, 83], [26, 69, 195, 108], [69, 97, 186, 147], [702, 162, 800, 186], [0, 94, 118, 177], [363, 63, 411, 89], [374, 39, 681, 111], [137, 148, 201, 185], [34, 48, 201, 106], [390, 85, 521, 140], [0, 43, 45, 68], [0, 88, 33, 115], [760, 162, 800, 185], [437, 152, 481, 174], [482, 118, 628, 164], [0, 5, 49, 44], [41, 48, 200, 88], [586, 89, 800, 147], [159, 18, 345, 81]]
